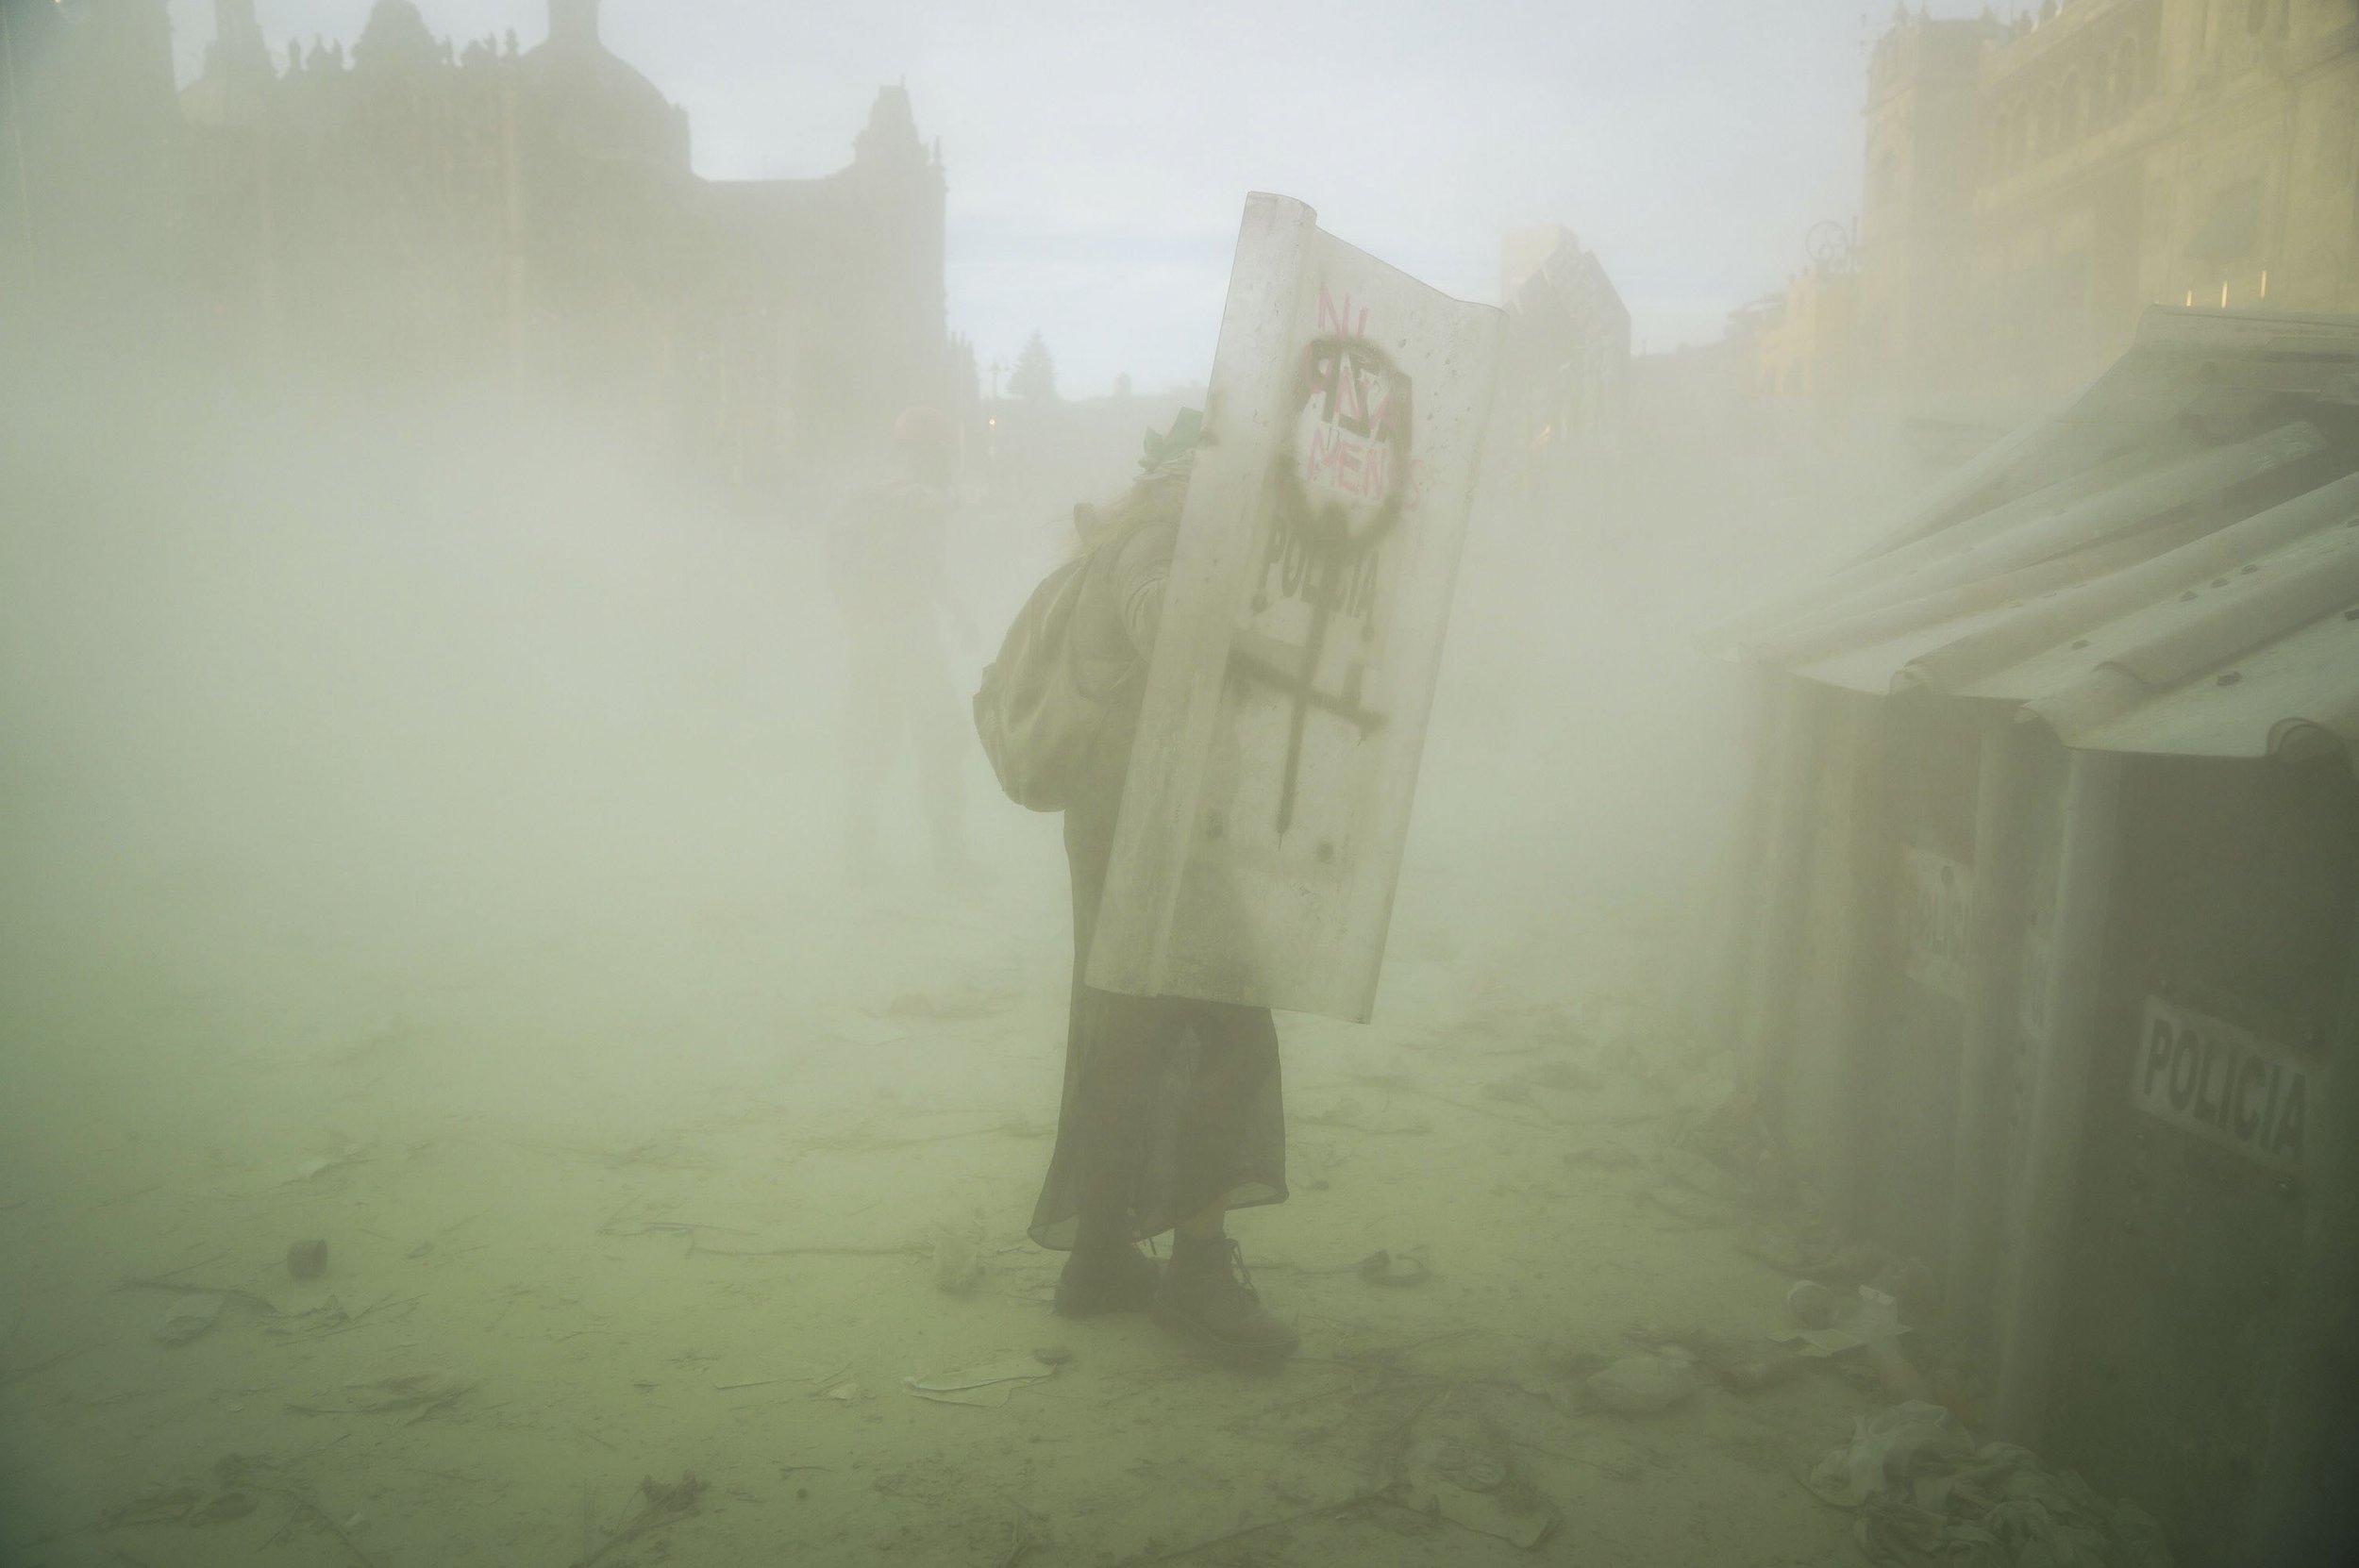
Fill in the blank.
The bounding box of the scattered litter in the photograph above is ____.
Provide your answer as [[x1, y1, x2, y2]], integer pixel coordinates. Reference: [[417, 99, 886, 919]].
[[813, 1376, 867, 1402], [568, 1471, 707, 1568], [1355, 1248, 1430, 1287], [1386, 1386, 1557, 1548], [1578, 1354, 1699, 1416], [1803, 1401, 2175, 1567], [152, 1293, 225, 1346], [1863, 1333, 1932, 1404], [266, 1291, 419, 1343], [1805, 1399, 1969, 1508], [1031, 1345, 1072, 1367], [1778, 1285, 1906, 1359], [287, 1239, 328, 1279], [115, 1274, 282, 1318], [932, 1225, 983, 1296], [1868, 1257, 1940, 1323], [1292, 1247, 1430, 1286], [903, 1356, 1058, 1408], [287, 1371, 470, 1422], [1787, 1278, 1838, 1328], [1629, 1322, 1799, 1393], [406, 1211, 480, 1259]]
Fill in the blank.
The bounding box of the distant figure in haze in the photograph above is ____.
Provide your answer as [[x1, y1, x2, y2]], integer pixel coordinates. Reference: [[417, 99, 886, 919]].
[[826, 407, 981, 887], [1008, 415, 1298, 1365]]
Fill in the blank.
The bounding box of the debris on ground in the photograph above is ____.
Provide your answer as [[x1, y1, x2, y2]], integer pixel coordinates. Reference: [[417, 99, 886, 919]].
[[151, 1292, 226, 1345], [1578, 1353, 1700, 1416], [931, 1223, 983, 1295], [290, 1139, 378, 1185], [1804, 1401, 2176, 1567], [1352, 1249, 1430, 1287], [1777, 1284, 1905, 1359], [286, 1370, 471, 1421], [569, 1471, 708, 1568], [904, 1357, 1058, 1408], [1385, 1386, 1557, 1548], [1787, 1278, 1838, 1327], [1627, 1321, 1800, 1393]]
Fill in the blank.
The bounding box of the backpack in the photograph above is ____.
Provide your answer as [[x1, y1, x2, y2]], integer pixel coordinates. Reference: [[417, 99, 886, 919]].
[[973, 536, 1139, 812]]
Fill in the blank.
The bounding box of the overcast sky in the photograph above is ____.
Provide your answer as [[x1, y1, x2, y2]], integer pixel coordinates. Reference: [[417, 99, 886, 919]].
[[164, 0, 1949, 398]]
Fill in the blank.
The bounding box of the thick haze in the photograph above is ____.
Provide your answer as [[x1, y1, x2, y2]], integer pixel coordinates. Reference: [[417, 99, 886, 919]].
[[166, 0, 1906, 395]]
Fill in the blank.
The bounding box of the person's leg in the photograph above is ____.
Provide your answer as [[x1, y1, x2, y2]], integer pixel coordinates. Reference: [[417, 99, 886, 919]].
[[1052, 992, 1164, 1316], [1155, 1011, 1297, 1363]]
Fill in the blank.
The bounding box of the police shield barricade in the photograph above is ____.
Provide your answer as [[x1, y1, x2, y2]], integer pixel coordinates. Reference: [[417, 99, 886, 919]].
[[1085, 193, 1503, 1022]]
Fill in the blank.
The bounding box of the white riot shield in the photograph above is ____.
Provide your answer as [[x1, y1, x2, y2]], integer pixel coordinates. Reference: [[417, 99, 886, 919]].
[[1084, 193, 1503, 1022]]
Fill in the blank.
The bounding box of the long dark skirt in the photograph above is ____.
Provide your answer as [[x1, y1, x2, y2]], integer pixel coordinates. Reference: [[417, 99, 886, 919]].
[[1027, 783, 1287, 1250]]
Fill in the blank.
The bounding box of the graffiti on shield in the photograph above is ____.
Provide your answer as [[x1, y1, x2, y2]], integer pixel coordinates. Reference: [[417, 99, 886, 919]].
[[1230, 284, 1422, 835]]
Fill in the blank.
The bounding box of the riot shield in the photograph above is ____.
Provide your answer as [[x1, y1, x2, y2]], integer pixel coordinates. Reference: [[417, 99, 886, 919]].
[[1085, 193, 1503, 1022]]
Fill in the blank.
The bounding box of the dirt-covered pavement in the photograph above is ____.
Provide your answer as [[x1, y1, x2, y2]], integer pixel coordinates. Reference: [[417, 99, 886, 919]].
[[1, 378, 1923, 1567]]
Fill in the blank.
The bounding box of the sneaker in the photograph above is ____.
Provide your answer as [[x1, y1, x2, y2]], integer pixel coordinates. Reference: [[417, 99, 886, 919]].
[[1153, 1238, 1299, 1364], [1052, 1244, 1161, 1318]]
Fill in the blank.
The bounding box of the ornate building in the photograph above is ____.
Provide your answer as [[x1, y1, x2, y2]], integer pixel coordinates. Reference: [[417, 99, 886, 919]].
[[1855, 0, 2358, 402], [5, 0, 949, 493], [1498, 225, 1632, 459]]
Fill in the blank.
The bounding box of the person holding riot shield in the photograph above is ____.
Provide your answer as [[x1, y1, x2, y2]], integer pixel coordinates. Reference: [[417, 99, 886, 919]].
[[985, 418, 1297, 1366]]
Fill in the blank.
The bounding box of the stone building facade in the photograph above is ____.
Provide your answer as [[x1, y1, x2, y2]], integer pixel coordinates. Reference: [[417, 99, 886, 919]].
[[1857, 0, 2358, 402], [4, 0, 952, 495], [1498, 225, 1631, 462], [1753, 262, 1861, 407]]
